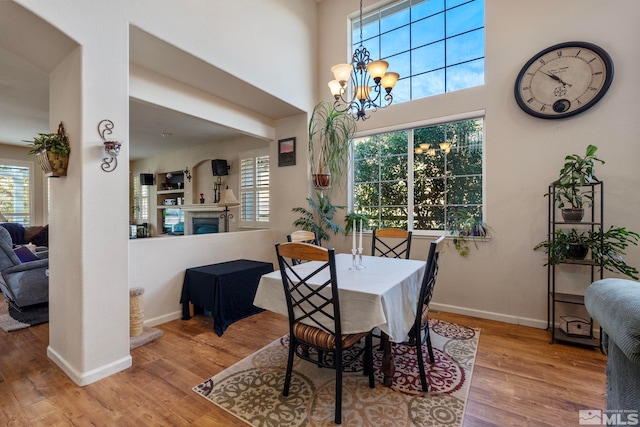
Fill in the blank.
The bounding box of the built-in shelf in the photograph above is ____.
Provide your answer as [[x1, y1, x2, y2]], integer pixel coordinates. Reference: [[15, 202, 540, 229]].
[[157, 189, 184, 195]]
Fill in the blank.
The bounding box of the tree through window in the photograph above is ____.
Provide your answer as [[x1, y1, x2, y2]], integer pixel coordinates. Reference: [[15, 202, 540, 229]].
[[352, 117, 483, 232]]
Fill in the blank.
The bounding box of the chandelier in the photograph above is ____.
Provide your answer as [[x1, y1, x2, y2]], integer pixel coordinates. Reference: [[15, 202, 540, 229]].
[[328, 0, 400, 121]]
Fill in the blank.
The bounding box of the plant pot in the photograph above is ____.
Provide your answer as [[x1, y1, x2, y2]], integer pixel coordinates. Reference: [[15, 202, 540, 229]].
[[312, 173, 331, 188], [568, 244, 588, 260], [36, 149, 69, 177], [561, 208, 584, 222]]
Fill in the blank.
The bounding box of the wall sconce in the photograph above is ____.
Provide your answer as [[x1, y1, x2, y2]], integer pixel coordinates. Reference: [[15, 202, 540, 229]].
[[98, 119, 122, 172], [184, 167, 192, 182]]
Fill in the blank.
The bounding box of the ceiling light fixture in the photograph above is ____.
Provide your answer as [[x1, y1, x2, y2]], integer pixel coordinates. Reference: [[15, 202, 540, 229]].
[[328, 0, 400, 121]]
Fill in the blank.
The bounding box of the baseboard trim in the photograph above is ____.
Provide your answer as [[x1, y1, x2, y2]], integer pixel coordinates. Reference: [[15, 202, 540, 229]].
[[47, 346, 132, 386], [430, 302, 548, 330], [144, 310, 182, 327]]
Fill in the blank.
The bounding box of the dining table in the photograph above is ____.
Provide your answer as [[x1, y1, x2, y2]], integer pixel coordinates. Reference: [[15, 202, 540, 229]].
[[253, 253, 427, 386]]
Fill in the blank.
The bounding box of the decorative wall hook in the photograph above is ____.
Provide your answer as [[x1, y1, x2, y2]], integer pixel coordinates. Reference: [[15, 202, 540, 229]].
[[184, 167, 192, 182], [98, 119, 122, 172]]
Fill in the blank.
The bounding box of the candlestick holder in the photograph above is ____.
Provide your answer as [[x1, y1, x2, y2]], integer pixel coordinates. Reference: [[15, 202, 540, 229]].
[[357, 247, 366, 269], [350, 249, 359, 271]]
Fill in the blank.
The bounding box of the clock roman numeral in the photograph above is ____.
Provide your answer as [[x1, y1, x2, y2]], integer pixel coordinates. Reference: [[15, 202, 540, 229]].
[[527, 98, 534, 104], [589, 58, 596, 63], [557, 51, 562, 57], [589, 87, 597, 91], [593, 71, 603, 75], [522, 86, 531, 91], [539, 59, 546, 65], [540, 105, 546, 111]]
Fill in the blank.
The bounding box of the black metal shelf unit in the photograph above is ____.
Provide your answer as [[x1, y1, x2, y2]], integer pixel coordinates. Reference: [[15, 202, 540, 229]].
[[547, 181, 603, 347]]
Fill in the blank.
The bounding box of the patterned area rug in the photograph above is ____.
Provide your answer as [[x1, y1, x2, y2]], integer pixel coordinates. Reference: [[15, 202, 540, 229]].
[[0, 292, 48, 332], [193, 319, 479, 426]]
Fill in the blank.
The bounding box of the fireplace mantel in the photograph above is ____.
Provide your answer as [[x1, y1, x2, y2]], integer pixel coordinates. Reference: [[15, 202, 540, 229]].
[[181, 204, 225, 212], [182, 205, 225, 234]]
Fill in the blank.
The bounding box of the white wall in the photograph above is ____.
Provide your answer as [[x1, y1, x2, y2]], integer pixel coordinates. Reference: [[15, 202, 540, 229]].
[[12, 0, 318, 385], [318, 0, 640, 327]]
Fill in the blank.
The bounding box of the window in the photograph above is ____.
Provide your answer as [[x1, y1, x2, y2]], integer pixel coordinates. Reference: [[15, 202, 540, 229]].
[[354, 0, 484, 104], [352, 115, 483, 232], [0, 160, 33, 225], [131, 173, 149, 223], [239, 150, 270, 228]]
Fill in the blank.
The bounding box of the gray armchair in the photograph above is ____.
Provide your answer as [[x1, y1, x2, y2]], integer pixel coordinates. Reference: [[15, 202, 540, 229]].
[[0, 226, 48, 308], [585, 278, 640, 411]]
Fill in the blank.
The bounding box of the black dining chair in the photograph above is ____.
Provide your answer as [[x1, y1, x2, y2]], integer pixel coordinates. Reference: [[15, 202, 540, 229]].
[[371, 228, 412, 259], [403, 235, 445, 391], [275, 242, 375, 425]]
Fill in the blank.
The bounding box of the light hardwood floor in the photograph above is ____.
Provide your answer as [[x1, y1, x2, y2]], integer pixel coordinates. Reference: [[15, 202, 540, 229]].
[[0, 310, 606, 426]]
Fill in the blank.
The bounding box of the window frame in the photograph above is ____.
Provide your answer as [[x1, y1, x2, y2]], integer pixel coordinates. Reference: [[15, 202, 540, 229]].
[[0, 159, 35, 226], [351, 0, 485, 104], [349, 110, 485, 236]]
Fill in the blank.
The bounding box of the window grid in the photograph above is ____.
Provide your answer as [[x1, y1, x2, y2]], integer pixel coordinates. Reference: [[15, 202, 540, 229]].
[[352, 117, 483, 232], [0, 162, 32, 226], [353, 0, 484, 103]]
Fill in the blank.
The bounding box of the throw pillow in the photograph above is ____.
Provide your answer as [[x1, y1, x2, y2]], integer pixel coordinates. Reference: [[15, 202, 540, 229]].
[[13, 246, 39, 263], [30, 225, 49, 247]]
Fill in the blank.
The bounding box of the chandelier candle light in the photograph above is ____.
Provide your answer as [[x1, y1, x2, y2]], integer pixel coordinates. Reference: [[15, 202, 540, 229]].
[[328, 0, 400, 121]]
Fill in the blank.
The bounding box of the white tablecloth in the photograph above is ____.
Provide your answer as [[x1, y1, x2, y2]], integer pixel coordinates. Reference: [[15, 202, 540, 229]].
[[254, 254, 426, 342]]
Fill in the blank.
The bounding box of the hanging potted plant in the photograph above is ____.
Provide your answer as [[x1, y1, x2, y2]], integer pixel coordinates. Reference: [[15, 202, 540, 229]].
[[551, 144, 604, 222], [308, 100, 357, 190], [26, 122, 71, 177]]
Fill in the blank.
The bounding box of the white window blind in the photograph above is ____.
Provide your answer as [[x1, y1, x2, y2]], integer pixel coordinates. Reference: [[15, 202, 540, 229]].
[[132, 174, 149, 223], [0, 161, 32, 226], [240, 151, 270, 228]]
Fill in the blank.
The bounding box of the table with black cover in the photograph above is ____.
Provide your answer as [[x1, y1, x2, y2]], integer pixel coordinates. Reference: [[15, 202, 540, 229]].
[[180, 259, 274, 336]]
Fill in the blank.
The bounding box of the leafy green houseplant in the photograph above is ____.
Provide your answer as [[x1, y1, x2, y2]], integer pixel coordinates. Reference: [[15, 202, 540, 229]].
[[344, 211, 369, 235], [447, 211, 487, 257], [551, 144, 604, 221], [534, 226, 640, 280], [308, 100, 357, 190], [25, 121, 71, 177], [292, 192, 345, 246]]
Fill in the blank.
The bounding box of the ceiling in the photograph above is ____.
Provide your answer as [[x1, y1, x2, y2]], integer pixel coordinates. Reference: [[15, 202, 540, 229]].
[[0, 4, 304, 161]]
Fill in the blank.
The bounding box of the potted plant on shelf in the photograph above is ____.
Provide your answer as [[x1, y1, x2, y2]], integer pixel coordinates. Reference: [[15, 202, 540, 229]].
[[26, 122, 71, 177], [447, 210, 488, 257], [292, 192, 345, 246], [551, 144, 604, 222], [534, 226, 640, 279], [308, 100, 357, 190]]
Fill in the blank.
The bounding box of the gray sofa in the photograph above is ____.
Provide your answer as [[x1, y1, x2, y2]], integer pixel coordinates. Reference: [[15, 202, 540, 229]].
[[0, 226, 49, 308], [585, 278, 640, 411]]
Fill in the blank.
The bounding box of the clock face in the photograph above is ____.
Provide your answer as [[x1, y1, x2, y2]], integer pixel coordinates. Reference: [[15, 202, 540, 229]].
[[514, 42, 614, 119]]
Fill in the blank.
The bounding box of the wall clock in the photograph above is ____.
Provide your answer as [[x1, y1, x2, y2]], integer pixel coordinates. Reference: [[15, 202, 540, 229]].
[[514, 41, 614, 119]]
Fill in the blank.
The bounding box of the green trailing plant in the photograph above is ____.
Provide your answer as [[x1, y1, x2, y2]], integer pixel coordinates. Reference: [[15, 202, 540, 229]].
[[292, 192, 345, 246], [25, 122, 71, 156], [534, 226, 640, 280], [552, 144, 604, 210], [447, 211, 487, 257], [308, 100, 357, 190]]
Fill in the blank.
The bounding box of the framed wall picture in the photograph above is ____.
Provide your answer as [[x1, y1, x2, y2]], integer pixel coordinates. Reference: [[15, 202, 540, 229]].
[[278, 137, 296, 167]]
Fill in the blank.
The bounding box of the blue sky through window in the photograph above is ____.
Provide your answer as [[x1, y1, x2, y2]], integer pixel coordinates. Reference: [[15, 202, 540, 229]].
[[353, 0, 484, 103]]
